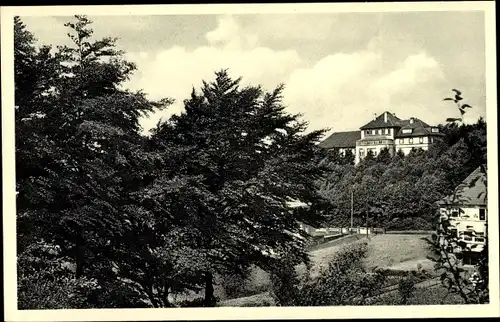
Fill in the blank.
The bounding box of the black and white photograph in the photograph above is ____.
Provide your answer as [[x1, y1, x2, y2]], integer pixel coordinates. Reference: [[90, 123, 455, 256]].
[[1, 2, 498, 321]]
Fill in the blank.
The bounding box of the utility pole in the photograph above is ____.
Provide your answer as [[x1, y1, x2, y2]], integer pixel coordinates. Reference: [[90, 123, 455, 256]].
[[365, 200, 369, 239], [350, 189, 354, 231]]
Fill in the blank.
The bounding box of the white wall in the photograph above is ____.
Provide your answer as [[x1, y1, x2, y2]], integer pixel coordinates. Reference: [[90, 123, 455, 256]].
[[355, 143, 394, 164], [338, 148, 355, 156], [440, 206, 488, 250], [395, 136, 430, 155]]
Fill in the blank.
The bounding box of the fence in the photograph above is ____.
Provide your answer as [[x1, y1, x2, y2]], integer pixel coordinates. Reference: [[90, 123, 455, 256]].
[[301, 225, 434, 237]]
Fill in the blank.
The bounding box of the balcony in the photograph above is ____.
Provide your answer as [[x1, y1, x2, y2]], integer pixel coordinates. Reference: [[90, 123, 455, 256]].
[[356, 138, 395, 146]]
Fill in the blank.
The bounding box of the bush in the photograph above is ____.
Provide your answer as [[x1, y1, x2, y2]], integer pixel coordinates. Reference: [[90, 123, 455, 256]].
[[220, 271, 249, 299], [269, 257, 302, 306], [17, 241, 97, 309], [294, 242, 386, 306], [398, 274, 418, 304]]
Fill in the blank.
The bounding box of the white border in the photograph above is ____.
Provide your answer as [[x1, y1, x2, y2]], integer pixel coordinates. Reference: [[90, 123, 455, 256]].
[[2, 2, 499, 321]]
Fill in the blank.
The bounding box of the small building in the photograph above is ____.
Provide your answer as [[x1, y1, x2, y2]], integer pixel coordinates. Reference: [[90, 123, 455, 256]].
[[438, 166, 488, 258], [320, 111, 444, 164], [317, 130, 359, 157]]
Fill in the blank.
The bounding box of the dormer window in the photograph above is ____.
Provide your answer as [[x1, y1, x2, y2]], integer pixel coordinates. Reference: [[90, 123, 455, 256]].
[[431, 127, 439, 133], [402, 128, 413, 134]]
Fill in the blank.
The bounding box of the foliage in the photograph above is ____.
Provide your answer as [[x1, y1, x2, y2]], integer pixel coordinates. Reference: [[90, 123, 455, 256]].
[[16, 16, 330, 308], [219, 269, 252, 299], [320, 116, 486, 230], [282, 242, 386, 306], [146, 69, 330, 305], [269, 256, 303, 306], [397, 274, 418, 304], [17, 240, 98, 309], [425, 92, 489, 304], [15, 15, 171, 308]]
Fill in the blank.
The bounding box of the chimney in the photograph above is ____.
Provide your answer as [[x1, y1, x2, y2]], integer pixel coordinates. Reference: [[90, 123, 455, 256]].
[[410, 117, 414, 124], [373, 113, 377, 121], [384, 112, 388, 123]]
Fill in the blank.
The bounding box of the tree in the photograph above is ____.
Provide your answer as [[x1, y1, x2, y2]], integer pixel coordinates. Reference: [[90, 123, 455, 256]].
[[426, 91, 489, 304], [342, 149, 355, 165], [376, 147, 392, 164], [147, 70, 330, 306], [15, 15, 171, 308], [395, 149, 405, 160]]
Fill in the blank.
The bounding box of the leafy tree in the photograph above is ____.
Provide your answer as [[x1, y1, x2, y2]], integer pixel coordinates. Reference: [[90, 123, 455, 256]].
[[343, 149, 355, 165], [395, 149, 405, 160], [15, 15, 170, 308], [376, 147, 392, 164], [148, 70, 330, 306]]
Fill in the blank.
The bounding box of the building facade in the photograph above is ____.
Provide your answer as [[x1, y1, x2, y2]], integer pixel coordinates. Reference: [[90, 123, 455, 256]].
[[319, 111, 444, 164], [438, 166, 488, 257]]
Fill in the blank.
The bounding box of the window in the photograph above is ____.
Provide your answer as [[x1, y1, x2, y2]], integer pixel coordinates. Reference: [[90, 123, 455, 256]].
[[398, 139, 404, 144], [475, 237, 485, 243], [462, 234, 473, 242], [479, 208, 486, 221], [377, 129, 382, 135], [359, 148, 365, 157], [384, 128, 389, 135], [431, 127, 440, 133], [402, 128, 413, 134], [419, 137, 424, 143], [450, 210, 459, 218], [409, 138, 413, 144], [430, 137, 435, 143]]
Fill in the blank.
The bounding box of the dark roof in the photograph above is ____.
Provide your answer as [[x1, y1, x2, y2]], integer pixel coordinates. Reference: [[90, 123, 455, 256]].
[[439, 166, 488, 206], [319, 130, 360, 149], [360, 111, 402, 129], [400, 118, 430, 128], [395, 118, 444, 138]]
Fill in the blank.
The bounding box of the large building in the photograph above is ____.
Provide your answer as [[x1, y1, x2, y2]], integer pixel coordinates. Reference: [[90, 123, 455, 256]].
[[438, 166, 488, 258], [319, 111, 445, 164]]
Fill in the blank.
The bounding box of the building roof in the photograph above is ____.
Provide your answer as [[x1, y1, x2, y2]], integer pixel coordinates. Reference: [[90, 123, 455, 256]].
[[360, 111, 402, 130], [319, 130, 360, 149], [388, 117, 443, 138], [440, 166, 488, 206]]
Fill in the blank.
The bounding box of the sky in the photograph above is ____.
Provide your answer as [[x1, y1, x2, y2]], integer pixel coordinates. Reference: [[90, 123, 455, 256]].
[[20, 11, 487, 136]]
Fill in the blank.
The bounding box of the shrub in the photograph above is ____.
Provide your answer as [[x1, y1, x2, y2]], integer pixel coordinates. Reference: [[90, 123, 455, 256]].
[[294, 242, 386, 306], [269, 257, 302, 306], [17, 241, 97, 309], [220, 271, 249, 299], [398, 274, 418, 304]]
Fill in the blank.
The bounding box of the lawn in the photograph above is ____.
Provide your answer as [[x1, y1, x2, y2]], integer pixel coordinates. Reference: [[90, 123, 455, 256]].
[[176, 233, 438, 306], [309, 233, 435, 275]]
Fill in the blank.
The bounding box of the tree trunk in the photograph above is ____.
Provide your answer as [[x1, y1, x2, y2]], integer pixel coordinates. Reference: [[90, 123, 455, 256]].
[[204, 271, 216, 307], [161, 282, 170, 307]]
